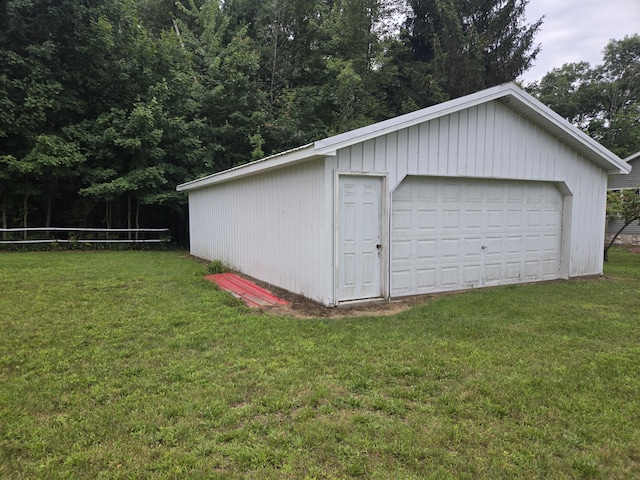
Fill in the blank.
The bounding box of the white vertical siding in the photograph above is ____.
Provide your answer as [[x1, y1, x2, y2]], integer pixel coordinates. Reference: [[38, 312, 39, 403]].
[[335, 99, 609, 278], [565, 157, 607, 275], [188, 159, 334, 305]]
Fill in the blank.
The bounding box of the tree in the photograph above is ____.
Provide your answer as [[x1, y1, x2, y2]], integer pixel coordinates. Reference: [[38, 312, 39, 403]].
[[0, 0, 550, 242], [526, 62, 599, 128], [530, 35, 640, 158], [0, 0, 138, 230], [0, 8, 65, 229], [0, 154, 41, 238], [605, 189, 640, 261], [530, 36, 640, 260], [320, 0, 406, 131], [0, 155, 18, 238], [21, 134, 85, 227], [590, 36, 640, 158], [398, 0, 542, 103]]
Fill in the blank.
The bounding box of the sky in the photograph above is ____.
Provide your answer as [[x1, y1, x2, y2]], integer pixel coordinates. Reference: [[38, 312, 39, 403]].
[[520, 0, 640, 85]]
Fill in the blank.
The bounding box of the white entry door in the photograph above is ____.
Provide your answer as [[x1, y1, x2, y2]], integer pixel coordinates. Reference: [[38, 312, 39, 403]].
[[337, 176, 383, 302]]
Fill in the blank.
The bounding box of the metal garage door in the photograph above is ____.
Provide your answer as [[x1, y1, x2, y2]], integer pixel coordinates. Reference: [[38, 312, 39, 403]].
[[390, 177, 563, 297]]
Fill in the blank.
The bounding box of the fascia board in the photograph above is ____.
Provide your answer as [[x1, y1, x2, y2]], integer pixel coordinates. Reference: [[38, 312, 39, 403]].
[[177, 143, 316, 191], [624, 151, 640, 163]]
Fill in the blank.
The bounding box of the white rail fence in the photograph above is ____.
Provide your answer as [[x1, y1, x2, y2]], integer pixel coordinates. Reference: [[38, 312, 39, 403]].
[[0, 227, 171, 245]]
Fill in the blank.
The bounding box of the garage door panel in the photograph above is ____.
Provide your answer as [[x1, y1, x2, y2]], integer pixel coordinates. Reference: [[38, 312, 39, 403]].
[[394, 186, 412, 202], [526, 187, 542, 203], [440, 266, 460, 287], [544, 210, 562, 227], [465, 210, 483, 229], [526, 210, 543, 227], [466, 185, 483, 203], [441, 210, 461, 230], [418, 239, 436, 259], [463, 265, 481, 286], [441, 238, 460, 258], [391, 270, 411, 294], [393, 210, 411, 230], [391, 240, 411, 260], [504, 262, 521, 281], [417, 183, 436, 202], [463, 237, 482, 258], [418, 210, 438, 230], [507, 210, 523, 227], [524, 260, 541, 279], [391, 177, 563, 297], [525, 235, 541, 253], [485, 263, 501, 284], [442, 185, 462, 203], [505, 235, 523, 254], [508, 187, 524, 203], [417, 268, 436, 289], [487, 210, 503, 227], [488, 186, 506, 203], [485, 236, 502, 254], [542, 259, 559, 278], [542, 234, 560, 252]]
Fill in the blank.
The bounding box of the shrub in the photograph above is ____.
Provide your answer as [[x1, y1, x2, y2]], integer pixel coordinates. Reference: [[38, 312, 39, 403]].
[[207, 259, 228, 274]]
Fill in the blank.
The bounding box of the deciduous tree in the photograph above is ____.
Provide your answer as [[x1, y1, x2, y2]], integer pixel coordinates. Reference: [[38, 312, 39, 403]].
[[605, 189, 640, 261], [530, 35, 640, 157]]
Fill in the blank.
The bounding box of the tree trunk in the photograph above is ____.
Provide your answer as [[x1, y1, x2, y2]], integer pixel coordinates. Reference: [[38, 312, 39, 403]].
[[135, 198, 140, 240], [45, 193, 52, 228], [269, 6, 282, 106], [127, 193, 132, 240], [172, 19, 185, 49], [604, 216, 640, 261], [82, 198, 92, 227], [23, 192, 29, 240], [1, 193, 7, 241], [105, 200, 112, 230]]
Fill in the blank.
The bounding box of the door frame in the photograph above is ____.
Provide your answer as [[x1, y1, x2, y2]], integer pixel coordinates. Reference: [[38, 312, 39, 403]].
[[334, 171, 389, 305]]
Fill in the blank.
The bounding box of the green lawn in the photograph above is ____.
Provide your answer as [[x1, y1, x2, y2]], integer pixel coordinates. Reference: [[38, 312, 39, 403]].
[[1, 249, 639, 479]]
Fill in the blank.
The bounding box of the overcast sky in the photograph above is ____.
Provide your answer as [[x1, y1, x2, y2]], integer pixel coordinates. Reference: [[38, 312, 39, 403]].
[[520, 0, 640, 85]]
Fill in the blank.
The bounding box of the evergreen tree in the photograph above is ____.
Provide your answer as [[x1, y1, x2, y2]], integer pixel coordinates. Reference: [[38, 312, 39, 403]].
[[398, 0, 542, 105]]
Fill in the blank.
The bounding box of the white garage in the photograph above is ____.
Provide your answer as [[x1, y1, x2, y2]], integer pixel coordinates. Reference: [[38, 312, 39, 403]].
[[178, 83, 630, 306]]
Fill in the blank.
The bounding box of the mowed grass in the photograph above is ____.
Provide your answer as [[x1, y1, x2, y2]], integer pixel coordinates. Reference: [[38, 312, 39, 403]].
[[1, 249, 639, 479]]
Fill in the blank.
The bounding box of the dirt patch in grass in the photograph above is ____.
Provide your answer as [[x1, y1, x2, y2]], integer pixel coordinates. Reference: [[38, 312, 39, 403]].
[[234, 274, 450, 318], [264, 296, 415, 318]]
